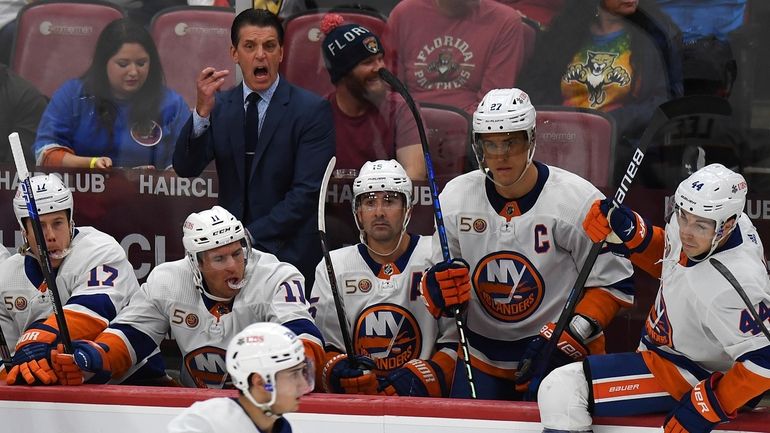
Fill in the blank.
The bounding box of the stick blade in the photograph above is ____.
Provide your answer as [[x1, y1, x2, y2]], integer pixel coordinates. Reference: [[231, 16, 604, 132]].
[[318, 156, 336, 232]]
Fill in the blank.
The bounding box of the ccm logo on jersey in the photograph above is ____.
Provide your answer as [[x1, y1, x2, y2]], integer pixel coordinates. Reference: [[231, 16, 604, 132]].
[[184, 346, 229, 388], [472, 251, 545, 323], [354, 303, 422, 374]]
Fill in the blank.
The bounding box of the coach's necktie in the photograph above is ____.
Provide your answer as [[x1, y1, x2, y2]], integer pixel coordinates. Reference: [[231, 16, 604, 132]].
[[243, 92, 260, 222]]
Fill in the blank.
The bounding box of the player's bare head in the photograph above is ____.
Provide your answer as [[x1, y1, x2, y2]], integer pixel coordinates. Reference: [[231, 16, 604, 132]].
[[352, 160, 413, 253], [13, 174, 74, 260], [183, 206, 251, 299], [227, 323, 313, 417], [473, 89, 536, 187], [673, 163, 746, 260]]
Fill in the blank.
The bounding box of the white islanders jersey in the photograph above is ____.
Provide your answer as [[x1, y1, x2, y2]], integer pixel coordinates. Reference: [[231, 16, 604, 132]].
[[436, 166, 634, 377], [641, 214, 770, 382], [311, 235, 458, 375], [0, 227, 139, 348], [167, 397, 293, 433], [103, 249, 321, 388]]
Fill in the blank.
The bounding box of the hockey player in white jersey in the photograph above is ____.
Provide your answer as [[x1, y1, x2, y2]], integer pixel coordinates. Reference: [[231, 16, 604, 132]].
[[0, 243, 10, 263], [420, 88, 635, 400], [0, 174, 152, 385], [311, 160, 459, 397], [50, 206, 325, 388], [167, 322, 313, 433], [539, 164, 770, 433]]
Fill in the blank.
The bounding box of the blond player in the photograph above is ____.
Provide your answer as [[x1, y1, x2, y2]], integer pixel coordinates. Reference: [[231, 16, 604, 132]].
[[50, 206, 325, 388]]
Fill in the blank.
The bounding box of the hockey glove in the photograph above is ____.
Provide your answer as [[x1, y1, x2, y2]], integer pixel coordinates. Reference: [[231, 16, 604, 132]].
[[51, 340, 112, 385], [379, 358, 446, 397], [514, 315, 600, 393], [6, 322, 60, 385], [664, 373, 735, 433], [322, 353, 378, 394], [583, 199, 650, 253], [420, 259, 471, 319]]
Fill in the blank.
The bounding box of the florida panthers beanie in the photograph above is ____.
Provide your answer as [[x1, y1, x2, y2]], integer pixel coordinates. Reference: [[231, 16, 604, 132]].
[[320, 13, 383, 84]]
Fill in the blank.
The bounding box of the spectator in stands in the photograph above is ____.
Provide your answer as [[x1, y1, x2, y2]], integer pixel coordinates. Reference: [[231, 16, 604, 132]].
[[655, 0, 746, 44], [383, 0, 526, 115], [173, 9, 334, 288], [520, 0, 681, 176], [493, 0, 566, 28], [0, 63, 47, 164], [32, 18, 189, 169], [320, 14, 425, 180], [0, 0, 29, 65]]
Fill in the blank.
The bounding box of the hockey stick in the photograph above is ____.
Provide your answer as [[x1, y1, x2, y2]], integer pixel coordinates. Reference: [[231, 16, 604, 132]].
[[378, 68, 477, 398], [525, 96, 731, 397], [710, 258, 770, 343], [9, 132, 73, 353], [318, 156, 355, 356]]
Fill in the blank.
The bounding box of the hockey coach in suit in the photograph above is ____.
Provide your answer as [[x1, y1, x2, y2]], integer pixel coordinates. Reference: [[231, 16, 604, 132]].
[[173, 8, 335, 285]]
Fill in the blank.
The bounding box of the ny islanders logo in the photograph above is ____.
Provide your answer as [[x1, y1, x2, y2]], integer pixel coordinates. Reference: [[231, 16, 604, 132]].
[[354, 304, 422, 374], [472, 251, 545, 322], [183, 346, 229, 388], [645, 293, 673, 347]]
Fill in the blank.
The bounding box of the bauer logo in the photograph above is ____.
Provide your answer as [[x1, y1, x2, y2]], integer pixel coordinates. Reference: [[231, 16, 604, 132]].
[[184, 346, 229, 388], [354, 304, 422, 373], [472, 251, 545, 323]]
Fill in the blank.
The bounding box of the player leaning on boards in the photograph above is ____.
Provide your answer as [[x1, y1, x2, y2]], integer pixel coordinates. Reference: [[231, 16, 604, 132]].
[[539, 164, 770, 433], [167, 323, 313, 433], [421, 88, 635, 399], [49, 206, 325, 388], [0, 174, 164, 385], [311, 160, 459, 397]]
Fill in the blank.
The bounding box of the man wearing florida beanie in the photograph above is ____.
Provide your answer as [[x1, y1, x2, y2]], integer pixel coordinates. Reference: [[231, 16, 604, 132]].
[[321, 13, 425, 180]]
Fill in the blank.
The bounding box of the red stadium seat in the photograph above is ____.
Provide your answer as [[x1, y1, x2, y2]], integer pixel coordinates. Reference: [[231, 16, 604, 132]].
[[535, 106, 616, 187], [11, 0, 125, 97], [420, 102, 471, 186], [280, 9, 387, 97], [150, 6, 236, 108]]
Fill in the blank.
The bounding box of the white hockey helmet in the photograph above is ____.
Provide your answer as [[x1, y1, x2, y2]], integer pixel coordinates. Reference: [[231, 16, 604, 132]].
[[226, 322, 311, 414], [352, 160, 413, 242], [182, 206, 250, 294], [673, 163, 747, 259], [13, 174, 74, 232], [472, 89, 537, 183]]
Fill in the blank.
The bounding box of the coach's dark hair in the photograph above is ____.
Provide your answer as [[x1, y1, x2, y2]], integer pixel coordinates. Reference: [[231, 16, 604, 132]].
[[231, 8, 284, 47], [81, 18, 165, 146]]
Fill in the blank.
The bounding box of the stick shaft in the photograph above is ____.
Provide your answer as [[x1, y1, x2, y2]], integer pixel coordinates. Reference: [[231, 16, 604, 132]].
[[8, 132, 73, 352], [378, 68, 477, 398]]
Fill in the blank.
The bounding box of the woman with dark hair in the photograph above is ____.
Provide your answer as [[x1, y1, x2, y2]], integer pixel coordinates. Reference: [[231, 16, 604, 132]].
[[33, 18, 189, 169], [521, 0, 681, 155]]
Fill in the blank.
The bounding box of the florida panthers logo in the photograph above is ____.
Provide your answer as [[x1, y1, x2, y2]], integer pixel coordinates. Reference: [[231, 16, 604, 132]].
[[253, 0, 283, 15], [183, 346, 230, 388], [354, 304, 422, 374], [563, 50, 630, 107], [645, 293, 673, 347], [472, 251, 545, 323]]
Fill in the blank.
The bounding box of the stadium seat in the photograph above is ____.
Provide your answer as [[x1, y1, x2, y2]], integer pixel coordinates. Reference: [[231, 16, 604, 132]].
[[420, 102, 471, 186], [11, 0, 125, 98], [280, 9, 387, 97], [150, 6, 236, 108], [534, 106, 616, 188]]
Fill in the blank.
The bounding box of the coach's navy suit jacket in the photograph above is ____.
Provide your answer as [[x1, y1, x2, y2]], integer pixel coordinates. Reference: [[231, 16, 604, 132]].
[[173, 78, 335, 282]]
